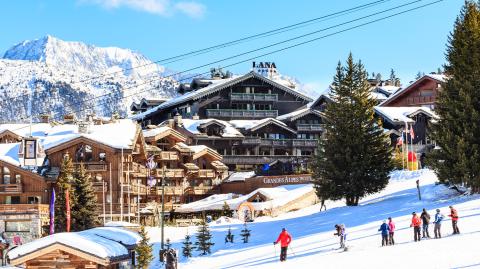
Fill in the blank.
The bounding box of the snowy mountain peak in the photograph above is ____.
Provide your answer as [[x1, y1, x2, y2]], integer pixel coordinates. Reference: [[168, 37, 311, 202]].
[[2, 35, 164, 77]]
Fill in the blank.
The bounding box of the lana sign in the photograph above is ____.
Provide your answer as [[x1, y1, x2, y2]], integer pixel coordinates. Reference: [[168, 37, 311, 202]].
[[260, 174, 312, 185]]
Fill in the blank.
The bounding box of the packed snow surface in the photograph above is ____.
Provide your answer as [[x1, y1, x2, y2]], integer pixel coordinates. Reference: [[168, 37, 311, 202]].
[[148, 169, 480, 269]]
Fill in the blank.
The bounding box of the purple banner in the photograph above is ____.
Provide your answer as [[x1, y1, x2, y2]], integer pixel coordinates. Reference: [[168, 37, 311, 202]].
[[49, 188, 55, 235]]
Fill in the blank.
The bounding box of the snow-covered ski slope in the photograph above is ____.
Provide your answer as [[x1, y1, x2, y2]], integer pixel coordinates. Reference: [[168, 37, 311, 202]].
[[148, 169, 480, 269]]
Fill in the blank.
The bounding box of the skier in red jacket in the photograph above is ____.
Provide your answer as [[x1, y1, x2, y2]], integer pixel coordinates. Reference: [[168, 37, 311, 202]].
[[274, 228, 292, 262], [448, 206, 460, 234], [410, 212, 422, 242]]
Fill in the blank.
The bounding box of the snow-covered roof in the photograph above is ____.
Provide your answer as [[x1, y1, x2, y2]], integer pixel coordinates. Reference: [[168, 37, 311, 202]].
[[224, 171, 256, 182], [0, 123, 51, 138], [374, 106, 437, 125], [8, 227, 139, 261], [229, 118, 294, 133], [142, 126, 171, 138], [176, 184, 314, 213], [131, 71, 313, 120], [276, 107, 324, 122], [0, 143, 21, 166], [377, 85, 401, 95], [181, 119, 243, 138]]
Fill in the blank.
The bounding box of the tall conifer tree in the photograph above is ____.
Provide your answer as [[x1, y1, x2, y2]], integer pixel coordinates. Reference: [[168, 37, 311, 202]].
[[72, 163, 98, 231], [54, 153, 75, 232], [313, 53, 393, 206], [429, 1, 480, 193]]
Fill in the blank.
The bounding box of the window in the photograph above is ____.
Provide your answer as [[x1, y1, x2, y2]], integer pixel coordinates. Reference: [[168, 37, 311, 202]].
[[5, 221, 30, 232], [25, 140, 36, 159], [3, 167, 10, 184], [85, 145, 93, 162], [75, 144, 94, 162], [5, 196, 20, 204], [28, 196, 40, 204]]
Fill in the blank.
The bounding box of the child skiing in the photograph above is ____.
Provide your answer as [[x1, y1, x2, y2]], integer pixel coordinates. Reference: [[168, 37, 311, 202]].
[[433, 209, 444, 238], [448, 206, 460, 234], [410, 212, 422, 242], [273, 228, 292, 262], [388, 217, 395, 245], [378, 220, 390, 246], [334, 224, 347, 250]]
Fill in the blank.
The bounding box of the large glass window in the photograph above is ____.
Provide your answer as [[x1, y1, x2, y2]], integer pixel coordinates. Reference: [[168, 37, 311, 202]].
[[28, 196, 41, 204], [3, 167, 10, 184]]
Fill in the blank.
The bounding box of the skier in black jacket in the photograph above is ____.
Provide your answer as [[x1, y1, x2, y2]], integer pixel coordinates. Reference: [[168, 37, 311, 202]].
[[420, 208, 431, 238]]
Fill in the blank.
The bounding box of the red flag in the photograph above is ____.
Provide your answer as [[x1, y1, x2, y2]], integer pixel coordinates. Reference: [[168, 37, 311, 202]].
[[396, 136, 403, 146], [66, 189, 71, 232], [410, 126, 415, 138]]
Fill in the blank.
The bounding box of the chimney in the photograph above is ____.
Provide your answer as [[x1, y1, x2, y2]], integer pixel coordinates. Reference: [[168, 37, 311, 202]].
[[63, 114, 76, 124], [174, 113, 182, 126], [39, 114, 50, 123], [192, 114, 200, 120], [111, 111, 120, 123], [78, 121, 90, 134], [167, 119, 174, 129]]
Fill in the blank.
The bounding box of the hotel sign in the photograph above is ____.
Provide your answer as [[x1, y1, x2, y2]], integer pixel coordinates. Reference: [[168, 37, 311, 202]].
[[259, 174, 312, 185]]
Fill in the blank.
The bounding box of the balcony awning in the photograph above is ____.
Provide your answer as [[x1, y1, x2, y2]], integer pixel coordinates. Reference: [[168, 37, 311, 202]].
[[211, 160, 228, 170]]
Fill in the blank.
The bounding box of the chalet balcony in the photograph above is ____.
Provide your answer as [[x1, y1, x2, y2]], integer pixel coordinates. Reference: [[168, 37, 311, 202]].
[[206, 109, 278, 119], [221, 155, 310, 165], [73, 162, 107, 172], [91, 181, 107, 192], [230, 93, 278, 102], [242, 137, 261, 145], [0, 183, 22, 194], [296, 124, 323, 132], [0, 204, 49, 215], [153, 186, 184, 195], [197, 169, 215, 178], [157, 151, 179, 161], [260, 139, 291, 147], [121, 182, 150, 195], [292, 139, 319, 147], [128, 162, 147, 175], [184, 186, 214, 195], [154, 168, 185, 178]]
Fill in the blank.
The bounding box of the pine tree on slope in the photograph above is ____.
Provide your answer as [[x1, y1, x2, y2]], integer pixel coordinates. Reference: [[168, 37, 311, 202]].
[[240, 222, 251, 243], [54, 153, 76, 232], [195, 221, 214, 255], [72, 163, 98, 231], [313, 53, 393, 206], [428, 1, 480, 193], [182, 234, 194, 258], [135, 226, 153, 269]]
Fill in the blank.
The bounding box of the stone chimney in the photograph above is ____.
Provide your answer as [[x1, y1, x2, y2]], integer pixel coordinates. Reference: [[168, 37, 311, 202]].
[[167, 119, 175, 129], [174, 113, 182, 126], [39, 114, 50, 123]]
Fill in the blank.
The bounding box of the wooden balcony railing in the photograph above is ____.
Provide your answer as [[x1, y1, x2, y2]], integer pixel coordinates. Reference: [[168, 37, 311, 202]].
[[157, 151, 179, 161], [154, 168, 185, 178], [0, 204, 49, 215], [292, 139, 318, 147], [296, 124, 323, 132], [128, 162, 147, 175], [221, 155, 311, 165], [242, 137, 261, 145], [197, 169, 215, 178], [230, 93, 278, 102], [121, 182, 150, 194], [153, 186, 185, 195], [73, 162, 107, 172], [0, 183, 22, 194], [206, 109, 278, 118]]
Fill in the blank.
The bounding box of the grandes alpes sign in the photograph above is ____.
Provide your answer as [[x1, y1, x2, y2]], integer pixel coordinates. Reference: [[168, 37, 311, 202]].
[[260, 174, 312, 185]]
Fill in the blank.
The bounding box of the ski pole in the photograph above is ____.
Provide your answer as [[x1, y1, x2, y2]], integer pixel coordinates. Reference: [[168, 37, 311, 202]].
[[274, 244, 277, 258]]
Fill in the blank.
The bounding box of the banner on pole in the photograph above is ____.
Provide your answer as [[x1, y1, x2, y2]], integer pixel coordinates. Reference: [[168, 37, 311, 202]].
[[49, 188, 55, 235]]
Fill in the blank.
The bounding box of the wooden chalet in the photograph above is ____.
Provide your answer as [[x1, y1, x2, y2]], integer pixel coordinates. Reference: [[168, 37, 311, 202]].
[[8, 227, 140, 269], [380, 74, 446, 108]]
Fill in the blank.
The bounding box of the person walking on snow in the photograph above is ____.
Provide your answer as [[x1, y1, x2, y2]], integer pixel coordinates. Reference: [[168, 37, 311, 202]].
[[388, 217, 396, 245], [433, 209, 444, 239], [334, 224, 347, 249], [378, 220, 390, 246], [448, 206, 460, 234], [410, 212, 422, 242], [420, 208, 431, 238], [274, 228, 292, 262]]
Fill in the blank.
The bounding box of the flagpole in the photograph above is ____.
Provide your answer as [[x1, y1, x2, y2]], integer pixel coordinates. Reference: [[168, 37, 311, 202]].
[[400, 133, 405, 171], [128, 162, 131, 223], [109, 162, 113, 222], [121, 148, 124, 222], [102, 177, 106, 225], [404, 122, 408, 171], [49, 187, 55, 235]]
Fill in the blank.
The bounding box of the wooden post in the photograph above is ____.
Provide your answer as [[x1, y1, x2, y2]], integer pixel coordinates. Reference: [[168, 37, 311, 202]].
[[416, 179, 421, 200]]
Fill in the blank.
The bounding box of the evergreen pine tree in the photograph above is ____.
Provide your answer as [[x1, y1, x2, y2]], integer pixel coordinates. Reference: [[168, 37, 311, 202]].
[[195, 221, 214, 255], [416, 71, 425, 80], [390, 68, 397, 84], [222, 202, 232, 217], [428, 1, 480, 193], [240, 223, 251, 243], [72, 163, 98, 231], [224, 227, 234, 243], [313, 53, 394, 206], [54, 153, 75, 232], [135, 226, 153, 269], [181, 234, 194, 258]]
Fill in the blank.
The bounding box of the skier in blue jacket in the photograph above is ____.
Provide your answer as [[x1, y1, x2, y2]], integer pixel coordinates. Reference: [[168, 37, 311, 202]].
[[378, 220, 390, 246], [433, 209, 444, 238]]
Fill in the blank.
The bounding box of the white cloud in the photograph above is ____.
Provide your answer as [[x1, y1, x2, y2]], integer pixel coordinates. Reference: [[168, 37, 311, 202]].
[[81, 0, 206, 18]]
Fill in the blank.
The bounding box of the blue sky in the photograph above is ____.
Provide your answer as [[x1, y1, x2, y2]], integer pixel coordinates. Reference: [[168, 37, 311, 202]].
[[0, 0, 463, 91]]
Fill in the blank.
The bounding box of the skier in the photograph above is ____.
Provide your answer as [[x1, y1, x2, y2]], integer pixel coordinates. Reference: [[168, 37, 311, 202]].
[[448, 206, 460, 234], [334, 224, 347, 249], [388, 217, 395, 245], [273, 228, 292, 262], [410, 212, 422, 242], [433, 209, 444, 239], [378, 220, 390, 246], [420, 208, 431, 238]]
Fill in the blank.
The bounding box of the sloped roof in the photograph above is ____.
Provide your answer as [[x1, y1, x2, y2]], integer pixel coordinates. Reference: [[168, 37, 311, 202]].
[[181, 119, 244, 138], [374, 106, 437, 125], [380, 74, 447, 106], [230, 118, 296, 133], [276, 107, 325, 122], [131, 71, 313, 120]]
